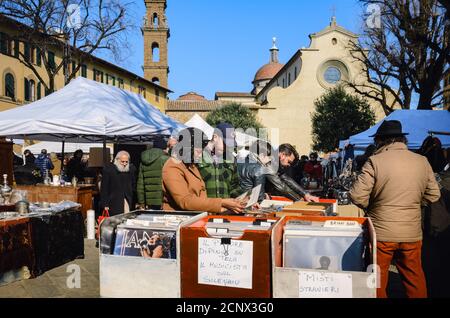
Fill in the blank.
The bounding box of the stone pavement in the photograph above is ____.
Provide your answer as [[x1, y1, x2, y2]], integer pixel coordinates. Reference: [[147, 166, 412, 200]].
[[0, 239, 408, 298], [0, 239, 99, 298]]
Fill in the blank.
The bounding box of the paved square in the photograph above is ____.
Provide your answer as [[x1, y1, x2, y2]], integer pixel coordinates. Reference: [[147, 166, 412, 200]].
[[0, 240, 99, 298], [0, 239, 407, 298]]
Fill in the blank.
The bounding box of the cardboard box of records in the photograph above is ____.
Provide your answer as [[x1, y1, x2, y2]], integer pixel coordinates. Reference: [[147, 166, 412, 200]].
[[180, 215, 279, 298], [259, 198, 336, 217], [271, 215, 377, 298], [99, 210, 207, 298], [278, 201, 334, 217]]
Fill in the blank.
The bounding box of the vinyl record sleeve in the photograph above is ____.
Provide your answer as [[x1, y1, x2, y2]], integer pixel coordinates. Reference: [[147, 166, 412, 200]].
[[283, 230, 366, 272], [113, 225, 177, 259]]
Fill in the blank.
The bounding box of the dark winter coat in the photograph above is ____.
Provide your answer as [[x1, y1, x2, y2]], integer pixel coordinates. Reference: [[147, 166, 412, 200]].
[[66, 158, 85, 181], [14, 163, 41, 185], [237, 153, 308, 202], [424, 170, 450, 237], [100, 163, 137, 216]]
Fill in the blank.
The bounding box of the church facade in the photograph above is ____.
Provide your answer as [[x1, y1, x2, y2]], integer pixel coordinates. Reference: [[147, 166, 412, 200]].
[[157, 4, 387, 153], [216, 17, 386, 155]]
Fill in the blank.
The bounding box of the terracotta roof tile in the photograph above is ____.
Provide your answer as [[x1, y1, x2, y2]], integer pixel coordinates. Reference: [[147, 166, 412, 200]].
[[215, 92, 255, 98], [177, 92, 206, 101], [167, 100, 266, 111], [167, 100, 224, 111]]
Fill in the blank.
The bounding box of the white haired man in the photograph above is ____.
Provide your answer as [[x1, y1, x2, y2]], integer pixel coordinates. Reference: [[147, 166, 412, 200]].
[[100, 151, 137, 215]]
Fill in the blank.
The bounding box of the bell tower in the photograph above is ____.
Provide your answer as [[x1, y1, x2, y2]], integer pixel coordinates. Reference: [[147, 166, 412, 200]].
[[143, 0, 170, 88]]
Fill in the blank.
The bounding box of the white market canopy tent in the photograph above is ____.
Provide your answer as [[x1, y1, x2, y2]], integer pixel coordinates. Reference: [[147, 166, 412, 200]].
[[184, 113, 260, 147], [185, 114, 214, 140], [346, 110, 450, 150], [23, 141, 113, 155], [0, 77, 185, 143]]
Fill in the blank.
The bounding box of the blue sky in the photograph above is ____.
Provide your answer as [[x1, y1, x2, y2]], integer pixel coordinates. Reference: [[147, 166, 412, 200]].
[[105, 0, 366, 100]]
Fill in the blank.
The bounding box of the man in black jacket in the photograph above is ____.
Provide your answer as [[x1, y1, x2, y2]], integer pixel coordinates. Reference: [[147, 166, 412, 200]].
[[237, 141, 319, 202], [100, 151, 137, 216], [66, 149, 86, 182]]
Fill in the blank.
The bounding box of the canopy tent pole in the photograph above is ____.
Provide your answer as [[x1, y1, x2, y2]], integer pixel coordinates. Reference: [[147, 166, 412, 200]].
[[22, 134, 26, 164], [103, 136, 107, 167], [429, 131, 450, 137], [61, 138, 65, 177]]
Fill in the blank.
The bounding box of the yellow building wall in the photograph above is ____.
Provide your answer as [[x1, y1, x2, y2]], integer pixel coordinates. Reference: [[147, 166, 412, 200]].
[[0, 23, 166, 113]]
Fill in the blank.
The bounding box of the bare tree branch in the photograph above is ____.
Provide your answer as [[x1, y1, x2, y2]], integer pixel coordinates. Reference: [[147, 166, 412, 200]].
[[0, 0, 133, 93], [347, 0, 449, 113]]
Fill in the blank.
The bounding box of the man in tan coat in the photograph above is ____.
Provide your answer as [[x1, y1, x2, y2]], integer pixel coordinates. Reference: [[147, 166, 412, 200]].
[[350, 120, 440, 298]]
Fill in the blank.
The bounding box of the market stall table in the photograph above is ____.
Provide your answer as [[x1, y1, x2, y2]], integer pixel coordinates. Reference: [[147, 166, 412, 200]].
[[14, 184, 94, 219], [0, 217, 34, 285], [0, 207, 85, 284], [30, 207, 85, 277]]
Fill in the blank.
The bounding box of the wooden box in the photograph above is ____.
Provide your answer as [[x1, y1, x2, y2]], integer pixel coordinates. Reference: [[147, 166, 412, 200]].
[[271, 215, 377, 298], [180, 215, 278, 298]]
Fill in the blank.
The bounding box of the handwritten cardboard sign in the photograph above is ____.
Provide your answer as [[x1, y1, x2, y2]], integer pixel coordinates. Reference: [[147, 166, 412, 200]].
[[198, 238, 253, 289], [324, 220, 361, 229], [298, 271, 353, 298]]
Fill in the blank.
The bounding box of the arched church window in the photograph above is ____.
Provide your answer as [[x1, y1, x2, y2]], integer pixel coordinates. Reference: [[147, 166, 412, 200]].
[[288, 73, 291, 85], [152, 77, 160, 85], [152, 42, 160, 62]]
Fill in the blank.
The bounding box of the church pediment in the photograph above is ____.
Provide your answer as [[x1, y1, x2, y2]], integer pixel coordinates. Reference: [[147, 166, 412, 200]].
[[309, 17, 359, 43]]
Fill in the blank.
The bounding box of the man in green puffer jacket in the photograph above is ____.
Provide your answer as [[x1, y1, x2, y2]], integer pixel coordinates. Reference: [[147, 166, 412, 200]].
[[137, 138, 170, 210]]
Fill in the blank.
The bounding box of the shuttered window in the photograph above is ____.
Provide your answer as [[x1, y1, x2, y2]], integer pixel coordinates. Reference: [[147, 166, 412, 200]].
[[81, 64, 87, 78], [48, 51, 55, 70], [37, 82, 41, 100], [5, 73, 15, 99], [24, 78, 30, 101]]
